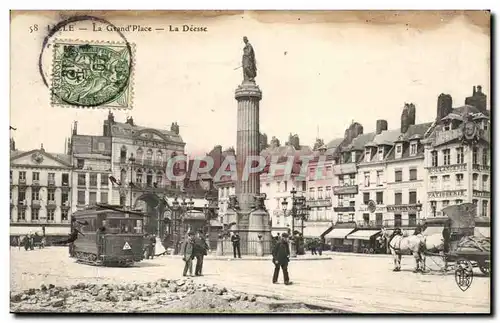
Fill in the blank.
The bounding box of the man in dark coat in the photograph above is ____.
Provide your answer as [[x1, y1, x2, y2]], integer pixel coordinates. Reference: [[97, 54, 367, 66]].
[[182, 232, 195, 276], [272, 233, 292, 285], [148, 234, 156, 259], [231, 232, 241, 258], [442, 222, 451, 253], [194, 230, 209, 276]]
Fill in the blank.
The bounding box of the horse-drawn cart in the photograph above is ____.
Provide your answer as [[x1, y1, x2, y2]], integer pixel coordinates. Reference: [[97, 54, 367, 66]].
[[423, 204, 490, 276]]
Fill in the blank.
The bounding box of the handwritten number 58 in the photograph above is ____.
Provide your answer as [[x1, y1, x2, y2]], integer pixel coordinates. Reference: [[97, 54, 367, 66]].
[[29, 24, 38, 33]]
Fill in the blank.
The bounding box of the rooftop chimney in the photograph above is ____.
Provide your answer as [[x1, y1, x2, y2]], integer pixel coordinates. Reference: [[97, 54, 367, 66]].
[[376, 120, 388, 135], [437, 93, 453, 121], [465, 84, 487, 111]]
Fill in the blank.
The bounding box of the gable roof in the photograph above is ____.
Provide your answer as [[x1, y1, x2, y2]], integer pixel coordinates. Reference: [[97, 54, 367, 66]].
[[10, 149, 72, 167]]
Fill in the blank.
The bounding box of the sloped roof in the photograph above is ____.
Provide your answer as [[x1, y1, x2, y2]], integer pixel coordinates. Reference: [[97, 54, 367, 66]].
[[10, 149, 72, 166], [385, 122, 432, 161], [452, 104, 490, 117], [343, 132, 376, 152], [326, 137, 344, 150], [108, 121, 184, 144], [373, 129, 401, 146]]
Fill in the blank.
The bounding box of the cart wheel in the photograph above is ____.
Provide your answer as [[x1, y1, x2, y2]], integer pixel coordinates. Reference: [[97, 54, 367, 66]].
[[369, 248, 374, 254], [478, 262, 490, 276]]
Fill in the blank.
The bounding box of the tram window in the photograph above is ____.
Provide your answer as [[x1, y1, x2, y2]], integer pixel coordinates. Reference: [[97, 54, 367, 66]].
[[107, 219, 121, 234]]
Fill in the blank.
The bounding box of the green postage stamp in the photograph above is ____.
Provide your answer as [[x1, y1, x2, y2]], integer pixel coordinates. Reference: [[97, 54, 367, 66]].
[[50, 39, 134, 109]]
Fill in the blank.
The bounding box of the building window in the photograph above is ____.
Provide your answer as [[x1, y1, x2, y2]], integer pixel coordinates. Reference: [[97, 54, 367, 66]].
[[349, 201, 355, 207], [337, 194, 344, 207], [326, 166, 332, 177], [409, 191, 417, 204], [410, 143, 417, 156], [146, 149, 153, 164], [362, 213, 370, 224], [77, 159, 84, 169], [47, 210, 55, 221], [456, 174, 464, 187], [348, 174, 355, 185], [376, 192, 383, 205], [378, 147, 384, 161], [442, 200, 450, 208], [455, 199, 463, 205], [337, 213, 343, 223], [78, 174, 86, 186], [338, 176, 344, 186], [395, 170, 402, 182], [146, 170, 153, 187], [409, 213, 416, 226], [62, 192, 68, 205], [18, 189, 26, 202], [120, 195, 126, 206], [473, 173, 479, 189], [409, 169, 417, 181], [62, 210, 69, 221], [482, 149, 489, 165], [473, 147, 478, 164], [309, 188, 315, 200], [98, 142, 105, 151], [444, 123, 450, 131], [365, 148, 371, 161], [62, 173, 69, 186], [482, 175, 489, 191], [89, 192, 97, 205], [100, 192, 108, 204], [32, 189, 40, 201], [481, 200, 488, 217], [430, 176, 438, 190], [308, 168, 315, 180], [442, 175, 451, 190], [48, 189, 55, 201], [136, 170, 143, 184], [363, 193, 370, 204], [156, 173, 163, 187], [430, 201, 437, 216], [317, 187, 323, 199], [431, 151, 438, 167], [301, 182, 307, 192], [48, 173, 55, 182], [376, 171, 383, 186], [349, 214, 355, 222], [18, 209, 25, 221], [136, 148, 144, 161], [32, 209, 39, 221], [442, 149, 450, 166], [32, 172, 40, 181], [101, 174, 108, 186], [396, 144, 402, 154], [394, 214, 402, 227], [375, 213, 383, 226], [325, 186, 331, 197], [394, 192, 402, 205], [157, 151, 163, 164], [456, 147, 464, 164], [284, 181, 288, 192], [77, 191, 86, 205], [19, 171, 26, 181], [364, 172, 370, 187], [89, 174, 98, 187]]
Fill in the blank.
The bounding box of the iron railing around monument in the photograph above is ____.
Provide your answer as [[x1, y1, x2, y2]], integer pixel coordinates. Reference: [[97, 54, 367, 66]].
[[218, 239, 273, 257]]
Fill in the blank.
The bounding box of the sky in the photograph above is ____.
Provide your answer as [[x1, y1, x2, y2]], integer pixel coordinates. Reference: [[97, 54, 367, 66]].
[[10, 12, 490, 156]]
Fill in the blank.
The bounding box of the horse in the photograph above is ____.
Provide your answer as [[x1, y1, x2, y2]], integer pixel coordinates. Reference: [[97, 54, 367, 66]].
[[381, 228, 426, 273]]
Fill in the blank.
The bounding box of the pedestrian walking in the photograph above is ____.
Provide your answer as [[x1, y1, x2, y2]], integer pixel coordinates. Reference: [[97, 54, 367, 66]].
[[182, 232, 195, 276], [231, 232, 241, 258], [272, 233, 292, 285], [149, 234, 156, 259], [194, 230, 209, 276], [310, 239, 317, 255], [317, 238, 323, 256]]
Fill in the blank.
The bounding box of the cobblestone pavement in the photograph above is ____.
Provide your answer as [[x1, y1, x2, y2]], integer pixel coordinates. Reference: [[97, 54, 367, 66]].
[[10, 248, 490, 313]]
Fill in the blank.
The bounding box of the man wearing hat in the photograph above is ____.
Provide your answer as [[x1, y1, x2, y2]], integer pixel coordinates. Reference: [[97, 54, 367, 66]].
[[181, 231, 195, 276], [194, 230, 209, 276], [272, 232, 292, 285]]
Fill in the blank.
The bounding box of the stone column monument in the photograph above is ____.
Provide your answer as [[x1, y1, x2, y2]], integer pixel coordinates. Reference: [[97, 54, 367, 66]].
[[227, 36, 272, 255]]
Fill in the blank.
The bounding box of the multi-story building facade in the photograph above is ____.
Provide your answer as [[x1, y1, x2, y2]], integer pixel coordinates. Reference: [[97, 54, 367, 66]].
[[423, 86, 490, 218], [10, 141, 72, 239], [357, 104, 432, 228], [70, 125, 113, 213]]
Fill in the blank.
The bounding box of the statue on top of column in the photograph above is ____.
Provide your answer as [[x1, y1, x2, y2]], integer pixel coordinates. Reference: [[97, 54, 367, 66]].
[[242, 36, 257, 83]]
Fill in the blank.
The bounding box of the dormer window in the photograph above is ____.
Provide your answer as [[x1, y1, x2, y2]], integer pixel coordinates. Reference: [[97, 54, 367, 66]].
[[444, 122, 450, 131], [378, 146, 384, 161], [410, 142, 418, 156], [351, 151, 356, 163], [396, 144, 402, 154], [483, 120, 489, 131], [365, 148, 371, 161]]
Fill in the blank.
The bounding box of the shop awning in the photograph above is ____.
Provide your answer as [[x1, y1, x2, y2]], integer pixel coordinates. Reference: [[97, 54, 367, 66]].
[[45, 226, 71, 236], [474, 227, 490, 238], [424, 226, 443, 236], [324, 228, 355, 239], [346, 230, 381, 241], [302, 226, 330, 238]]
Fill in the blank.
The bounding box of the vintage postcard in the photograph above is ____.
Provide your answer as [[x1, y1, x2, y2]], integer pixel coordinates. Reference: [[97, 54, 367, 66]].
[[9, 10, 491, 314]]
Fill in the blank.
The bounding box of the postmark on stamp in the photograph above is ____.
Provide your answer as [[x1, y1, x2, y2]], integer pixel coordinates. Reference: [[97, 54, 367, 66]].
[[50, 39, 134, 109]]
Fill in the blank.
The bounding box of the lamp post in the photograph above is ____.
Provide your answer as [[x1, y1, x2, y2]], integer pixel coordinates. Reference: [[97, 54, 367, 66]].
[[281, 187, 310, 257], [171, 195, 194, 255], [416, 200, 423, 225], [128, 154, 136, 210]]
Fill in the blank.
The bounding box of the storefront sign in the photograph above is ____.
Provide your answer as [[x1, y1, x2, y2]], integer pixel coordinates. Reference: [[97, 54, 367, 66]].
[[333, 185, 358, 195]]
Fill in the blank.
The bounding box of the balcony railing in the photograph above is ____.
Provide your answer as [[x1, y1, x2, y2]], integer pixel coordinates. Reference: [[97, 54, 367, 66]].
[[32, 180, 40, 186], [77, 181, 86, 188], [472, 164, 490, 172], [307, 198, 332, 208], [386, 203, 422, 213], [31, 200, 41, 207], [18, 178, 26, 185], [89, 181, 98, 188], [48, 179, 56, 187], [473, 190, 490, 198]]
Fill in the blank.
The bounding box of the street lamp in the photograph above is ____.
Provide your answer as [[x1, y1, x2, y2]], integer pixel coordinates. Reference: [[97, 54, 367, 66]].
[[128, 154, 136, 210], [280, 187, 310, 257], [171, 195, 194, 254], [416, 200, 423, 224]]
